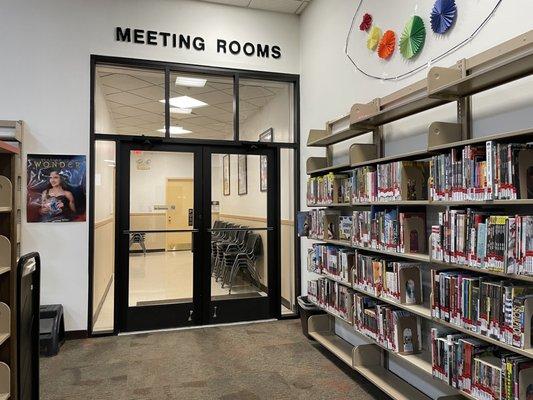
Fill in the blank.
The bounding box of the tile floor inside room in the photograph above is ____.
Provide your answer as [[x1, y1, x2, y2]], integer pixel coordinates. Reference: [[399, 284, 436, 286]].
[[41, 320, 385, 400], [93, 250, 292, 333]]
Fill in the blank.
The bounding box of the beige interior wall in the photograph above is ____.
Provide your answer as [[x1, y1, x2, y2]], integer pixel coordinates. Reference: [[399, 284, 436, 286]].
[[129, 212, 166, 250], [93, 85, 116, 326]]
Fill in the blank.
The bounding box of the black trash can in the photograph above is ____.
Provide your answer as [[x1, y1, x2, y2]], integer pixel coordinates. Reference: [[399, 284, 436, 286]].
[[297, 295, 325, 339]]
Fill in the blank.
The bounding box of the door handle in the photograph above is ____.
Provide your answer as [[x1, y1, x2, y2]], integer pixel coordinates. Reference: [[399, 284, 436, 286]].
[[213, 306, 218, 319], [188, 310, 193, 322]]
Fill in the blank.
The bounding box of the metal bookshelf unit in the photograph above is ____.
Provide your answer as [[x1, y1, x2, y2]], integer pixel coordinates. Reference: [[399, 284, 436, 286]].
[[303, 31, 533, 400], [0, 120, 23, 400]]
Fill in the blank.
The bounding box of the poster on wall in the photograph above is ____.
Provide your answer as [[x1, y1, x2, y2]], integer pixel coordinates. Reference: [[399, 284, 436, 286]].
[[238, 154, 247, 196], [259, 128, 273, 192], [223, 154, 230, 196], [27, 154, 87, 222]]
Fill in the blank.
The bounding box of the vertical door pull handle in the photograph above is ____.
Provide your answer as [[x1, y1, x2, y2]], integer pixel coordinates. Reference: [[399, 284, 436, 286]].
[[188, 310, 193, 322], [213, 306, 218, 319]]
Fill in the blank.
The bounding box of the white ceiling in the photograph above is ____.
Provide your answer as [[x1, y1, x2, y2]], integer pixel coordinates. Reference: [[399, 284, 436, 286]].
[[194, 0, 311, 14], [96, 66, 286, 140]]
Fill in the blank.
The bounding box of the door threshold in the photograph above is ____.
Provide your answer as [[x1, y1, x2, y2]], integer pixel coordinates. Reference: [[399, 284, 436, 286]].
[[118, 318, 277, 336]]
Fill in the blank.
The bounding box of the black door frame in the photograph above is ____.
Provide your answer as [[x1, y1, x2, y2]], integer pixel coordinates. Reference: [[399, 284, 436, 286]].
[[116, 141, 280, 332], [201, 145, 280, 326], [117, 142, 204, 332], [88, 55, 301, 336]]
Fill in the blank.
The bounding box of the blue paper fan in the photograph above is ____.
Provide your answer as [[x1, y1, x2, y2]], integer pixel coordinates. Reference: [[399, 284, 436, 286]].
[[430, 0, 457, 34]]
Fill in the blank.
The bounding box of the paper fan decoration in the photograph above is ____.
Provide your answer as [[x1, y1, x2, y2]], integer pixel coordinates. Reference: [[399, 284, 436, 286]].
[[378, 30, 396, 59], [430, 0, 457, 34], [367, 26, 382, 51], [400, 16, 426, 59], [359, 13, 372, 31]]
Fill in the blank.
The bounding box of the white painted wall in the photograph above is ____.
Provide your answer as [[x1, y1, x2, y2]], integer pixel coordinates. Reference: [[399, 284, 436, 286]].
[[0, 0, 299, 331]]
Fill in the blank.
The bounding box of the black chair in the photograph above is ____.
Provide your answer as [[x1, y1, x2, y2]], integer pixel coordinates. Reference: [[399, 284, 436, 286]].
[[215, 228, 250, 280], [224, 234, 262, 294]]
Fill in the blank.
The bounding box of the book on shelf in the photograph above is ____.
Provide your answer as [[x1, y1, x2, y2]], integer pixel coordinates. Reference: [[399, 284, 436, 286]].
[[307, 243, 353, 284], [297, 211, 310, 237], [307, 277, 353, 321], [429, 141, 533, 202], [352, 253, 423, 305], [354, 293, 421, 355], [431, 269, 533, 350], [351, 207, 427, 255], [306, 173, 350, 205], [339, 216, 352, 241], [431, 326, 533, 399], [351, 166, 377, 203], [377, 160, 429, 202], [431, 210, 533, 276]]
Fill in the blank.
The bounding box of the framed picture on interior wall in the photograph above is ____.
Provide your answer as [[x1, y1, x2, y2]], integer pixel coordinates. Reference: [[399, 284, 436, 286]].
[[259, 128, 273, 192], [238, 154, 247, 195], [223, 154, 230, 196], [26, 154, 87, 222]]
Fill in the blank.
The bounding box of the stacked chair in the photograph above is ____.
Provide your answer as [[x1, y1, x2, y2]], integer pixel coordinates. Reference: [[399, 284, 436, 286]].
[[211, 220, 263, 294]]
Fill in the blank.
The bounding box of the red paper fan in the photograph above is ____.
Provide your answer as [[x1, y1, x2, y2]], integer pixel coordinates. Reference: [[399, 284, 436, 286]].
[[378, 30, 396, 59], [359, 13, 372, 31]]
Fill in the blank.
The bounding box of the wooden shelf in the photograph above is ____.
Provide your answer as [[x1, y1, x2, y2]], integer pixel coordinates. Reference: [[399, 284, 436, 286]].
[[430, 259, 533, 283], [0, 141, 19, 155], [432, 317, 533, 360]]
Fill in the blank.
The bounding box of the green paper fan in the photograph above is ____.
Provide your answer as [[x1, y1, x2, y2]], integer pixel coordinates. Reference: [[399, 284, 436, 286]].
[[400, 16, 426, 59]]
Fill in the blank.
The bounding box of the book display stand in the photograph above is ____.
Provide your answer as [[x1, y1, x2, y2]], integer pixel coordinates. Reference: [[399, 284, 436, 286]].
[[0, 120, 23, 399], [303, 31, 533, 400]]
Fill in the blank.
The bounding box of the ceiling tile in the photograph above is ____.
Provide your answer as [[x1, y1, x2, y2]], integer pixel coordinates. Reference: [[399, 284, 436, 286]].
[[129, 85, 165, 101], [237, 85, 274, 100], [194, 91, 234, 105], [99, 74, 153, 91], [113, 106, 152, 117], [199, 0, 251, 6], [248, 0, 302, 13], [106, 91, 154, 106], [135, 101, 166, 114]]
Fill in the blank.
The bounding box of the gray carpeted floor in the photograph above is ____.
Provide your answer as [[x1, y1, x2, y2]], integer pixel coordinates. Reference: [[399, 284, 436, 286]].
[[40, 320, 385, 400]]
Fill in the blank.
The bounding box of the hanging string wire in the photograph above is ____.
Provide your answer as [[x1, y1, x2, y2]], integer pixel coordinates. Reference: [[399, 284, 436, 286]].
[[344, 0, 504, 81]]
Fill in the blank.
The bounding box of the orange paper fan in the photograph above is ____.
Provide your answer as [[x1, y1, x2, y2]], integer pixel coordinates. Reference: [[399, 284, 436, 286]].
[[378, 30, 396, 59]]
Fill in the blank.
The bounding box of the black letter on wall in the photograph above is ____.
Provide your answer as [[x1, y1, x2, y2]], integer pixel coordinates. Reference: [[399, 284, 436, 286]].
[[115, 27, 131, 42], [271, 45, 281, 59], [217, 39, 227, 53]]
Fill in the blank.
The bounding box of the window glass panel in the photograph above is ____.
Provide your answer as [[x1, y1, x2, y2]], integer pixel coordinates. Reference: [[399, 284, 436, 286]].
[[211, 154, 268, 300], [92, 140, 116, 333], [281, 148, 296, 314], [168, 72, 234, 140], [95, 65, 165, 137], [239, 79, 294, 143]]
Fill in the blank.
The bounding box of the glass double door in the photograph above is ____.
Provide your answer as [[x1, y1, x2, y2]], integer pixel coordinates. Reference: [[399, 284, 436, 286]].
[[118, 143, 278, 332]]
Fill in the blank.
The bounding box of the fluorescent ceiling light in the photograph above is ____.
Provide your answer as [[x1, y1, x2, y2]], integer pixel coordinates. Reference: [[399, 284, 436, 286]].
[[159, 96, 208, 109], [175, 76, 207, 87], [157, 126, 192, 135], [170, 107, 192, 114]]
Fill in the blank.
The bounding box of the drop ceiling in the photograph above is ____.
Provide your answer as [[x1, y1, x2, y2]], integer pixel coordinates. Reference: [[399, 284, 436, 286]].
[[96, 66, 286, 140], [193, 0, 311, 14]]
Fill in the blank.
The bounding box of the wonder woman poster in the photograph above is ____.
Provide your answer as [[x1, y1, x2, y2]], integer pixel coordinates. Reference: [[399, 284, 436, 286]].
[[27, 154, 86, 222]]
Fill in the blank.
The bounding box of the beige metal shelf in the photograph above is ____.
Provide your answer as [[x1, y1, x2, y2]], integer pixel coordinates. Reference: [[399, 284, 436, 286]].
[[428, 37, 533, 100], [312, 272, 352, 288], [308, 314, 354, 366], [307, 162, 351, 175], [307, 115, 370, 147], [430, 259, 533, 283], [427, 127, 533, 152], [351, 94, 448, 131], [307, 200, 430, 207], [0, 362, 9, 400], [0, 141, 19, 155], [432, 317, 533, 360], [351, 149, 431, 168], [308, 237, 431, 263]]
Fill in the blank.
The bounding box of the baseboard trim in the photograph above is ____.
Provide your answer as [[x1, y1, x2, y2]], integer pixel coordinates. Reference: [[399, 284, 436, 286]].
[[130, 248, 165, 254], [93, 274, 114, 326], [281, 297, 291, 310], [66, 330, 89, 340]]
